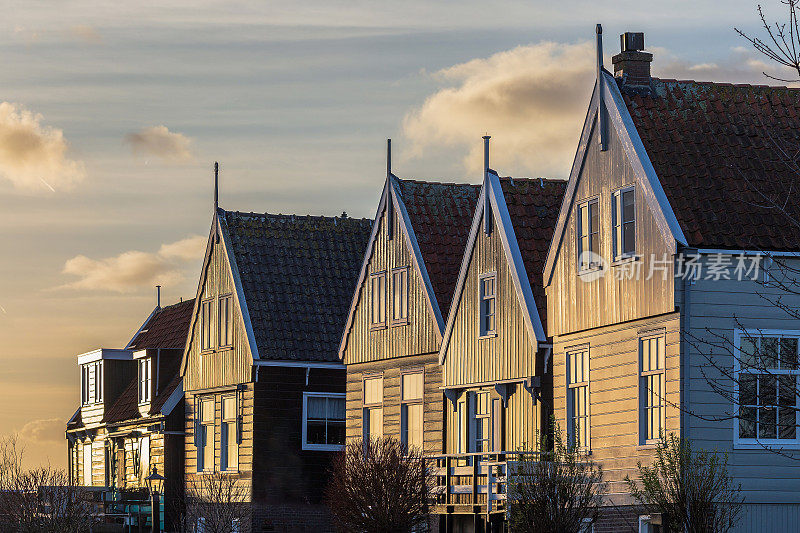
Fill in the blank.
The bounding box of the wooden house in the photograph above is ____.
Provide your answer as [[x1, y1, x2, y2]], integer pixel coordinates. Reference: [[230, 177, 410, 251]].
[[180, 206, 370, 532], [545, 29, 800, 532], [66, 298, 193, 531]]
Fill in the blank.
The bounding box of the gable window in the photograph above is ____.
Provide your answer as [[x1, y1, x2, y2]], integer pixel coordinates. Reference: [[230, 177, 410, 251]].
[[218, 295, 233, 348], [138, 358, 152, 404], [640, 333, 666, 444], [94, 362, 103, 403], [735, 330, 800, 446], [612, 187, 636, 258], [197, 397, 215, 471], [303, 393, 346, 451], [567, 347, 590, 449], [363, 376, 384, 440], [401, 371, 424, 452], [391, 267, 409, 326], [370, 272, 387, 329], [479, 273, 497, 337], [221, 395, 239, 471], [577, 199, 600, 270], [201, 299, 213, 351]]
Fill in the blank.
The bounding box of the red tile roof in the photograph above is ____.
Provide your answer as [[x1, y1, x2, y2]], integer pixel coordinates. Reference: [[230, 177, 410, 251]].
[[128, 299, 195, 350], [620, 77, 800, 251], [499, 177, 568, 335], [395, 178, 481, 316]]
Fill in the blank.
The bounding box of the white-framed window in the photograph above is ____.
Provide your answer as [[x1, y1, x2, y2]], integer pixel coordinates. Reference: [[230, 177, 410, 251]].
[[81, 365, 90, 405], [640, 333, 666, 444], [221, 395, 239, 470], [200, 298, 213, 351], [400, 371, 424, 452], [363, 376, 384, 440], [735, 329, 800, 447], [612, 186, 636, 259], [479, 273, 497, 337], [82, 443, 92, 486], [577, 198, 600, 270], [138, 358, 152, 404], [638, 515, 662, 533], [303, 392, 346, 451], [567, 346, 590, 449], [218, 294, 233, 348], [197, 396, 215, 471], [369, 272, 387, 329], [473, 391, 491, 453], [138, 436, 150, 480], [391, 267, 409, 326], [94, 362, 103, 403]]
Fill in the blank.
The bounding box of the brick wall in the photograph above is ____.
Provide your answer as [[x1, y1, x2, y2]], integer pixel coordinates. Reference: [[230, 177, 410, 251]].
[[251, 503, 334, 533]]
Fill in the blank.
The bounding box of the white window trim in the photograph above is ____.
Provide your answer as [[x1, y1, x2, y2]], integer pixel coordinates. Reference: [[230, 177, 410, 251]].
[[733, 328, 800, 449], [220, 394, 239, 471], [302, 392, 346, 451], [612, 185, 636, 260], [576, 197, 601, 272], [566, 344, 591, 452], [400, 369, 424, 451], [138, 358, 152, 405], [639, 332, 666, 445], [478, 271, 497, 339], [369, 271, 387, 330]]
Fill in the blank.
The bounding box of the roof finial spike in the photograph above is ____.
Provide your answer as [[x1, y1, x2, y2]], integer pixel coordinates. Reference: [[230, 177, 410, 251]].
[[156, 285, 161, 309], [214, 161, 219, 213], [386, 138, 392, 178], [482, 135, 491, 176], [596, 24, 608, 151]]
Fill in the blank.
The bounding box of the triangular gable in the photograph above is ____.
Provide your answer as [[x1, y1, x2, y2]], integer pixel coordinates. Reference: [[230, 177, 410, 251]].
[[338, 176, 445, 359], [438, 171, 546, 365], [542, 71, 688, 287], [180, 212, 259, 376]]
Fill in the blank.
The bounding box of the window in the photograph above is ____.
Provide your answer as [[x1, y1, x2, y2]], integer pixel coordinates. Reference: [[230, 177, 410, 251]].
[[401, 372, 424, 451], [473, 391, 491, 453], [138, 358, 152, 404], [736, 331, 800, 446], [612, 187, 636, 258], [391, 267, 409, 326], [198, 397, 215, 471], [221, 395, 238, 470], [139, 436, 150, 480], [479, 273, 496, 337], [363, 376, 383, 440], [567, 347, 590, 449], [640, 334, 666, 443], [577, 199, 600, 270], [81, 365, 90, 405], [94, 362, 103, 403], [83, 443, 92, 486], [303, 393, 346, 451], [200, 299, 213, 351], [369, 272, 386, 328], [218, 295, 233, 347], [638, 515, 663, 533]]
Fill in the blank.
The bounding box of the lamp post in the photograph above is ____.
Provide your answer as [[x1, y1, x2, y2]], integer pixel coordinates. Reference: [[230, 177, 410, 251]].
[[145, 465, 165, 533]]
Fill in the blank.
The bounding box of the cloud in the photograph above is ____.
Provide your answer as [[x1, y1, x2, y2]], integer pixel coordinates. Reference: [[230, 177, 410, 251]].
[[59, 235, 205, 293], [18, 418, 64, 443], [69, 25, 102, 44], [0, 102, 86, 192], [402, 42, 781, 179], [125, 125, 193, 161]]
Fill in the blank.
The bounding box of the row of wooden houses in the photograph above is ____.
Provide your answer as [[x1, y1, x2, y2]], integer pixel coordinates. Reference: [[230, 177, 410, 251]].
[[66, 28, 800, 532]]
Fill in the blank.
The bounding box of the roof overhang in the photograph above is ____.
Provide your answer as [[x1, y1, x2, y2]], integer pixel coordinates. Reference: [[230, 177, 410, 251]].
[[77, 348, 132, 365]]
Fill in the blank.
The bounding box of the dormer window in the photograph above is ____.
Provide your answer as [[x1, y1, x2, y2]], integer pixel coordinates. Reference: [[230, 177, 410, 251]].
[[138, 358, 152, 404], [479, 273, 497, 338], [94, 362, 103, 403], [577, 198, 600, 270], [81, 365, 90, 405], [81, 362, 102, 405], [612, 187, 636, 259]]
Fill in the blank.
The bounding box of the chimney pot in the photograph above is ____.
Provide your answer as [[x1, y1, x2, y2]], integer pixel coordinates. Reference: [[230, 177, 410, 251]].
[[612, 32, 652, 89]]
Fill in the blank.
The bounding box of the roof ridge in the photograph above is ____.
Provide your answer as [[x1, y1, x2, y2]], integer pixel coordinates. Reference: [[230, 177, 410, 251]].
[[396, 177, 480, 187], [225, 210, 371, 222], [650, 76, 796, 91]]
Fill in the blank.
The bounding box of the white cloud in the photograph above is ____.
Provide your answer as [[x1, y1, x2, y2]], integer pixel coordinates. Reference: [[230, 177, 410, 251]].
[[18, 418, 64, 443], [59, 235, 205, 293], [0, 102, 86, 192], [125, 125, 193, 161]]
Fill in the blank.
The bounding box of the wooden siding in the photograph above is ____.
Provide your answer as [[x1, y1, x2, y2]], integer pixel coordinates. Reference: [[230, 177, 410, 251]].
[[680, 258, 800, 505], [546, 120, 675, 337], [79, 359, 134, 427], [346, 354, 444, 456], [442, 214, 538, 387], [552, 313, 681, 501], [184, 233, 252, 391], [341, 202, 440, 365]]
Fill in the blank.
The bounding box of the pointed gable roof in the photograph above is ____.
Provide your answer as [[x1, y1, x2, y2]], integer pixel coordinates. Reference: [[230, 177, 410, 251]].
[[222, 210, 372, 362], [127, 299, 195, 351], [619, 77, 800, 251]]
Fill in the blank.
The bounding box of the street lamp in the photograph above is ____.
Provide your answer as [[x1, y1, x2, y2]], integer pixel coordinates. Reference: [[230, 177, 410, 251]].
[[145, 465, 165, 533]]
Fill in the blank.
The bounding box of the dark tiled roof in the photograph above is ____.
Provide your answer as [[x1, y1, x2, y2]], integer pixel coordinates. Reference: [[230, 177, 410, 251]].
[[620, 77, 800, 251], [103, 381, 139, 424], [395, 179, 481, 315], [128, 299, 195, 350], [149, 373, 182, 416], [223, 210, 372, 362], [499, 177, 568, 334]]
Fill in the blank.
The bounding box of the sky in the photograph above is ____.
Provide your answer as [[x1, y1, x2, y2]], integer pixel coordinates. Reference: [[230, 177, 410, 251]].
[[0, 0, 791, 469]]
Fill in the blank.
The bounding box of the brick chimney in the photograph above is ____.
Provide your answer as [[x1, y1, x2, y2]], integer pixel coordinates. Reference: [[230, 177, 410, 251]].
[[612, 32, 652, 88]]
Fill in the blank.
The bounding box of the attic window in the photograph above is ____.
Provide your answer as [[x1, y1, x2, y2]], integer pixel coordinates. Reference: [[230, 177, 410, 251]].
[[200, 299, 213, 351], [479, 273, 497, 338], [613, 187, 636, 259], [391, 267, 408, 326], [369, 272, 387, 329], [218, 294, 233, 348], [577, 199, 600, 270]]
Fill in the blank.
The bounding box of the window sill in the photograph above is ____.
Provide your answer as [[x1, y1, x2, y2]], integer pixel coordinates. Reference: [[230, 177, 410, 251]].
[[637, 443, 658, 450], [390, 321, 409, 328], [611, 254, 641, 266], [734, 440, 800, 450], [577, 265, 604, 279], [302, 443, 345, 452], [369, 324, 387, 332], [478, 333, 497, 340]]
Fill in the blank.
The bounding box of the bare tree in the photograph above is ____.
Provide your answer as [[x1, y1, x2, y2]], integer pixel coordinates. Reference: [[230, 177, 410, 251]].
[[325, 437, 431, 533], [626, 434, 744, 533], [0, 436, 98, 533], [736, 0, 800, 82], [507, 425, 605, 533], [181, 472, 251, 533]]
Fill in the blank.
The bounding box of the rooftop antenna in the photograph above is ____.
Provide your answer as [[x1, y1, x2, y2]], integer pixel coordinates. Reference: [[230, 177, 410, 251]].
[[386, 138, 392, 177], [596, 24, 608, 151], [156, 285, 161, 309], [483, 135, 492, 235], [214, 162, 220, 243]]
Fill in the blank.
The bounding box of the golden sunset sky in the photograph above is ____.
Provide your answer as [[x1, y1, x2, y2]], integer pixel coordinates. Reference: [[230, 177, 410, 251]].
[[0, 0, 786, 469]]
